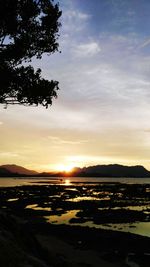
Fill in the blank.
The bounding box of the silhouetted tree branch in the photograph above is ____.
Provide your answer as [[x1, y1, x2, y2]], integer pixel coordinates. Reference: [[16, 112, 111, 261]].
[[0, 0, 61, 108]]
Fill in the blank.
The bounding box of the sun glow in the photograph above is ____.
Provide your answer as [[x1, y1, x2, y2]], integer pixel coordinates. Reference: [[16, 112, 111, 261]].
[[54, 164, 74, 173], [64, 179, 71, 185]]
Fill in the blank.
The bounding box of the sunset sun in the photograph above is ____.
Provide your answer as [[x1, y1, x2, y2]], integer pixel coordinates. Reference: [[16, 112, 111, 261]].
[[55, 164, 74, 173]]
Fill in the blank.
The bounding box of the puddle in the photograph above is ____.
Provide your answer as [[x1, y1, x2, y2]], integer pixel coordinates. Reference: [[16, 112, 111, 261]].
[[67, 196, 111, 202], [7, 198, 19, 202], [45, 207, 150, 238], [25, 204, 51, 211], [45, 210, 80, 224], [94, 222, 150, 238], [65, 188, 78, 192]]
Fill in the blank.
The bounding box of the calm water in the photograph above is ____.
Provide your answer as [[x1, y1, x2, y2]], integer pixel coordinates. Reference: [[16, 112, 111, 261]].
[[1, 176, 150, 238], [0, 176, 150, 187]]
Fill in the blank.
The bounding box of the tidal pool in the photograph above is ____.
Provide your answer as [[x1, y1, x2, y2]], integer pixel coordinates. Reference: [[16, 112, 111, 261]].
[[1, 182, 150, 239], [26, 204, 51, 211], [45, 210, 80, 224], [43, 208, 150, 237]]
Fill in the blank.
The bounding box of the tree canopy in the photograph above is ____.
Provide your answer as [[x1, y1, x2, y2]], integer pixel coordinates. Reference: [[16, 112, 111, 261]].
[[0, 0, 61, 108]]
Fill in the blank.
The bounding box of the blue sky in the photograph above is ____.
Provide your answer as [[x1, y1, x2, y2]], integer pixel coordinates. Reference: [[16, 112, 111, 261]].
[[0, 0, 150, 171]]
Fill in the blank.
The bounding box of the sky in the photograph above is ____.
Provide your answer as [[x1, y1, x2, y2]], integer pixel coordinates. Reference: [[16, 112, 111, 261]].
[[1, 0, 150, 172]]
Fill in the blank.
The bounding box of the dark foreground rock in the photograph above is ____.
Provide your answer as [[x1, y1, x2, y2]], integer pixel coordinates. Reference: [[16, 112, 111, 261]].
[[0, 211, 50, 267], [0, 210, 150, 267]]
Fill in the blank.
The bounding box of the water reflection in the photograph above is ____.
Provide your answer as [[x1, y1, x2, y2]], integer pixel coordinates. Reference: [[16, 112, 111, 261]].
[[7, 198, 19, 202], [64, 179, 71, 186], [98, 222, 150, 238], [1, 181, 150, 238], [26, 204, 51, 211], [68, 196, 99, 202], [45, 210, 80, 224], [42, 208, 150, 237]]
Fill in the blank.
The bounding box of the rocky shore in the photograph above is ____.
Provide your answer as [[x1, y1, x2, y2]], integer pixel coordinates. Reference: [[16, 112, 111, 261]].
[[0, 183, 150, 266], [0, 210, 150, 267]]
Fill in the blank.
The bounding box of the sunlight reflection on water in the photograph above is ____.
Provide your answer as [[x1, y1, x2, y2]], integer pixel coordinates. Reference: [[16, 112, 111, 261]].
[[63, 179, 71, 186], [45, 210, 80, 224], [44, 208, 150, 237], [67, 196, 110, 202], [1, 177, 150, 238], [7, 198, 19, 202], [26, 204, 51, 211]]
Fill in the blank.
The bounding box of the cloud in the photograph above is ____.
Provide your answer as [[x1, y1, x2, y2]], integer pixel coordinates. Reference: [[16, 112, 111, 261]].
[[65, 155, 124, 167], [61, 9, 91, 34], [56, 5, 92, 58], [0, 152, 19, 158], [140, 38, 150, 49], [64, 10, 90, 21], [0, 121, 3, 125], [73, 41, 101, 58], [143, 129, 150, 132], [48, 136, 88, 145], [25, 50, 150, 133]]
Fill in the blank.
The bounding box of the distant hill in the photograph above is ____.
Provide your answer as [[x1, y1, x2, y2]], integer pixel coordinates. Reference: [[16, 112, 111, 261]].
[[0, 163, 150, 178], [0, 167, 13, 176], [72, 164, 150, 178], [0, 164, 38, 176]]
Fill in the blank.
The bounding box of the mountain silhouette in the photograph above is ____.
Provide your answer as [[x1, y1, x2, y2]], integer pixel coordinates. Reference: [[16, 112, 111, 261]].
[[0, 164, 150, 178], [72, 164, 150, 177], [0, 167, 12, 176], [0, 164, 38, 176]]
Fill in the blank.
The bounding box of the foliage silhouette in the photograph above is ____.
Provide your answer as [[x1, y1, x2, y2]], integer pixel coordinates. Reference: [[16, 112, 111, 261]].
[[0, 0, 61, 108]]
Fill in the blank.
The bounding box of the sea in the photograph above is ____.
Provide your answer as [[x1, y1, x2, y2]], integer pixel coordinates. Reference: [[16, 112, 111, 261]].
[[0, 176, 150, 187], [0, 176, 150, 238]]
